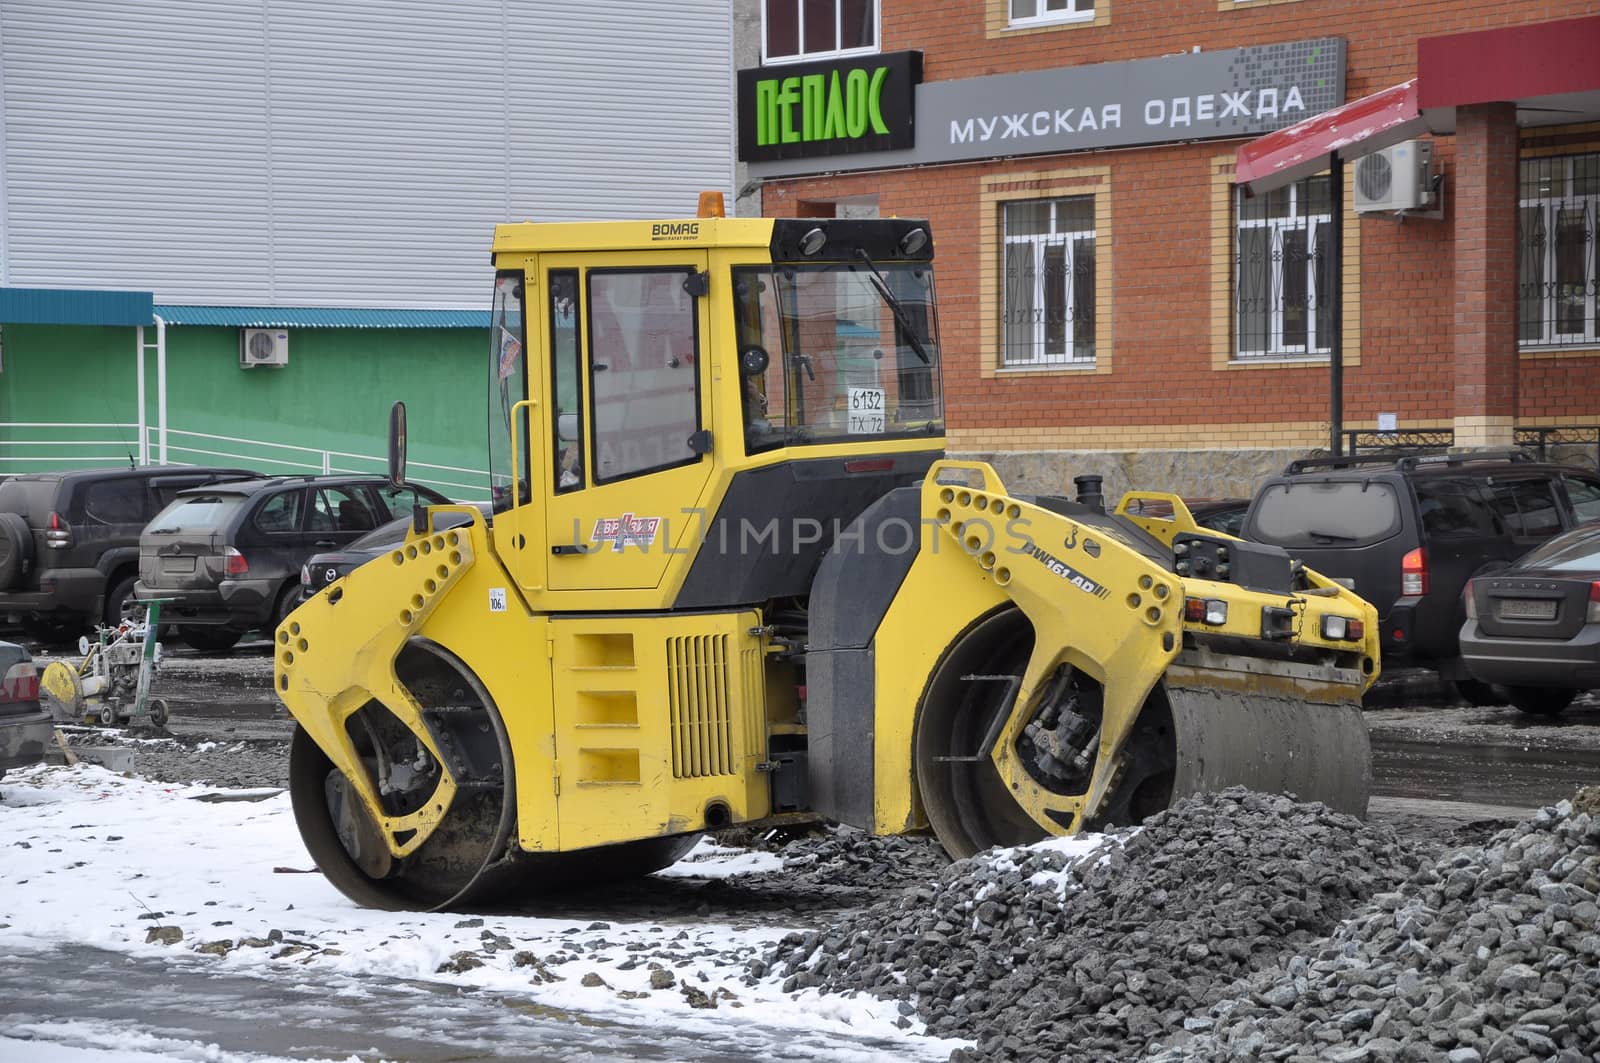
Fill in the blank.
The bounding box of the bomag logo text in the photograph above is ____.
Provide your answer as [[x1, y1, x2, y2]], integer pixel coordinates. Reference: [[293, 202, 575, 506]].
[[651, 222, 699, 241]]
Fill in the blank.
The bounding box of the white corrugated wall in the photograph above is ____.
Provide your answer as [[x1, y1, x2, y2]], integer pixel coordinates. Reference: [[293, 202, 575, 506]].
[[0, 0, 734, 309]]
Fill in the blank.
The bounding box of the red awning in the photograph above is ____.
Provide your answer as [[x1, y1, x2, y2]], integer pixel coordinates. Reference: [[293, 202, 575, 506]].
[[1235, 80, 1429, 195]]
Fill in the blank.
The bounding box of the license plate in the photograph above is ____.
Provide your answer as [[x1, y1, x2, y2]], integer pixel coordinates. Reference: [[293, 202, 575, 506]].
[[847, 387, 886, 434], [1499, 598, 1557, 621], [162, 556, 197, 573]]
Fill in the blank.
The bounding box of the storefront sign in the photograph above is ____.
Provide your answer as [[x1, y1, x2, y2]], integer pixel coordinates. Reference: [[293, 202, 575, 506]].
[[747, 38, 1344, 177], [737, 51, 921, 163]]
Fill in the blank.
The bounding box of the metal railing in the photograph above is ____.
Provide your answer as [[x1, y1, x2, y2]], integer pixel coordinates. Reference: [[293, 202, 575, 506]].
[[0, 422, 490, 500], [1340, 426, 1600, 470]]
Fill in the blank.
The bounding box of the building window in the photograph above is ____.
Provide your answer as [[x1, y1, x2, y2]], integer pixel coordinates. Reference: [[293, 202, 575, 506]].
[[1519, 152, 1599, 350], [1235, 176, 1332, 358], [763, 0, 877, 64], [1001, 196, 1096, 367], [1009, 0, 1095, 27]]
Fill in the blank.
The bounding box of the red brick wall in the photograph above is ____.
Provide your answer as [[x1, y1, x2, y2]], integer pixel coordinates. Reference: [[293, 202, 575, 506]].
[[761, 1, 1600, 441]]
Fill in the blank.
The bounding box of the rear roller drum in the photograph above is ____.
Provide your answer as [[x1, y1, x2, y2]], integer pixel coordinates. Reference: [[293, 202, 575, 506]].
[[289, 639, 694, 911]]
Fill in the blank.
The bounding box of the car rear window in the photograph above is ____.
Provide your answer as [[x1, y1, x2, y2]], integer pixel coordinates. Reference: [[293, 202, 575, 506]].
[[1250, 480, 1402, 547], [1512, 526, 1600, 572], [0, 478, 61, 521], [1564, 477, 1600, 525], [147, 494, 248, 534]]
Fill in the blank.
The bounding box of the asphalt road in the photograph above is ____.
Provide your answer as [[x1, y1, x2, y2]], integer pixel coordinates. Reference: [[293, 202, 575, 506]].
[[41, 638, 1600, 821]]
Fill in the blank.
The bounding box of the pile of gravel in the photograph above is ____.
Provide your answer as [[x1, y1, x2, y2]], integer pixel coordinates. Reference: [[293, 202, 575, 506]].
[[1160, 791, 1600, 1062], [730, 823, 951, 892], [762, 788, 1419, 1062]]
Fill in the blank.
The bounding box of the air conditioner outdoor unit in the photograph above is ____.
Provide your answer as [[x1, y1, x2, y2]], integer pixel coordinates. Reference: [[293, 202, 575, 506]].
[[240, 328, 289, 368], [1353, 140, 1434, 213]]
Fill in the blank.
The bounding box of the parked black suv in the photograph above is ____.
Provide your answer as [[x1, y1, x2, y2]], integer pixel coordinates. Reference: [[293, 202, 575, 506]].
[[135, 475, 451, 651], [1241, 450, 1600, 699], [0, 466, 258, 641]]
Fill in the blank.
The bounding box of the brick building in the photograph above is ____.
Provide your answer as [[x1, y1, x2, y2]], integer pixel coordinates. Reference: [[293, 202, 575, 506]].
[[739, 1, 1600, 496]]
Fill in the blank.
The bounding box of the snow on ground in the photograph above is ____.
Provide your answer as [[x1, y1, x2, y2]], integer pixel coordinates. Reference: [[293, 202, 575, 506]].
[[0, 764, 962, 1059], [2, 1020, 355, 1063]]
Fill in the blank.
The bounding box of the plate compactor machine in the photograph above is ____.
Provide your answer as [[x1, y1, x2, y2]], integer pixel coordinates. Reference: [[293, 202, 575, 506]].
[[278, 199, 1379, 910]]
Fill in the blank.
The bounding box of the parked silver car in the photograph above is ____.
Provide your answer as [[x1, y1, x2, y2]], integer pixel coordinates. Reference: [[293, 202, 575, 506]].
[[1460, 522, 1600, 715]]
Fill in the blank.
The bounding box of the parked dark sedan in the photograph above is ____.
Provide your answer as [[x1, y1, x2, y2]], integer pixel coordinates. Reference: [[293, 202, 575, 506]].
[[136, 475, 451, 651], [1460, 521, 1600, 716], [301, 503, 492, 601], [0, 640, 50, 779]]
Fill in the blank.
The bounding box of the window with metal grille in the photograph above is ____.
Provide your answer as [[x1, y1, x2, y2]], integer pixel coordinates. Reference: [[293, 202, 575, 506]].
[[1234, 176, 1333, 359], [1001, 196, 1096, 367], [1519, 152, 1599, 350], [763, 0, 877, 64]]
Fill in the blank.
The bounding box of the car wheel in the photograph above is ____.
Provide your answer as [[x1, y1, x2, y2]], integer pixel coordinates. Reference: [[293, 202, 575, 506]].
[[271, 583, 302, 633], [103, 574, 139, 629], [0, 513, 35, 588], [1505, 686, 1577, 717], [179, 625, 244, 653], [1452, 679, 1504, 707]]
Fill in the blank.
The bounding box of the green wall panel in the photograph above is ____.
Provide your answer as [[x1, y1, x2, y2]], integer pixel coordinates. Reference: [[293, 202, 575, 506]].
[[0, 323, 493, 498]]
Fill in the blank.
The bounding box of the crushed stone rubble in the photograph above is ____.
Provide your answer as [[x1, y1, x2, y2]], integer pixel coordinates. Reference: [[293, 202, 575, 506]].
[[762, 788, 1425, 1061], [1160, 786, 1600, 1063]]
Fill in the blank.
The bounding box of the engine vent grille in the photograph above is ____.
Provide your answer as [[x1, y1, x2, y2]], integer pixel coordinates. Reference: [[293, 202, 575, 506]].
[[666, 634, 735, 778]]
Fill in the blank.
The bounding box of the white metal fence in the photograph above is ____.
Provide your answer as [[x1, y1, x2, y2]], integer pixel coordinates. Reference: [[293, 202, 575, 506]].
[[0, 422, 490, 500]]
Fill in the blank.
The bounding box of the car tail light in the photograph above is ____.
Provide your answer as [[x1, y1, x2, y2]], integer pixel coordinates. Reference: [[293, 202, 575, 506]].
[[45, 511, 72, 548], [1, 660, 39, 702], [224, 546, 249, 576], [1464, 580, 1478, 620], [1589, 581, 1600, 624], [301, 563, 312, 588], [1401, 548, 1427, 596]]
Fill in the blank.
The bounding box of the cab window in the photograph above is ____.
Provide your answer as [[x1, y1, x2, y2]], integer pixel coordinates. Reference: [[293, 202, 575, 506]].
[[549, 270, 584, 492], [587, 268, 701, 483]]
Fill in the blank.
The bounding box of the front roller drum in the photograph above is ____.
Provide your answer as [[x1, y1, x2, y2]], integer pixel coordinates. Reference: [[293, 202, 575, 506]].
[[1164, 659, 1371, 819], [914, 611, 1372, 859], [288, 640, 695, 911]]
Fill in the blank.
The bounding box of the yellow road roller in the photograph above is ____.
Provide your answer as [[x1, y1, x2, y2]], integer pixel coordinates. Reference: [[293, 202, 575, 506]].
[[277, 197, 1378, 910]]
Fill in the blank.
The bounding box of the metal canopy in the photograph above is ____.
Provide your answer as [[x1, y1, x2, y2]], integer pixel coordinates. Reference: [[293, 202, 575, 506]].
[[0, 286, 153, 327], [153, 305, 491, 329], [1234, 80, 1429, 196]]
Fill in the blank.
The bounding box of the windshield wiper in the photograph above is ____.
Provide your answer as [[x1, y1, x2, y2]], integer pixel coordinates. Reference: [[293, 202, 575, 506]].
[[1306, 530, 1358, 542], [852, 248, 932, 365]]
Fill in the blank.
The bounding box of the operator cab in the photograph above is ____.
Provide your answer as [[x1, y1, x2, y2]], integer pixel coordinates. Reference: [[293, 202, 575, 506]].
[[482, 198, 945, 610]]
